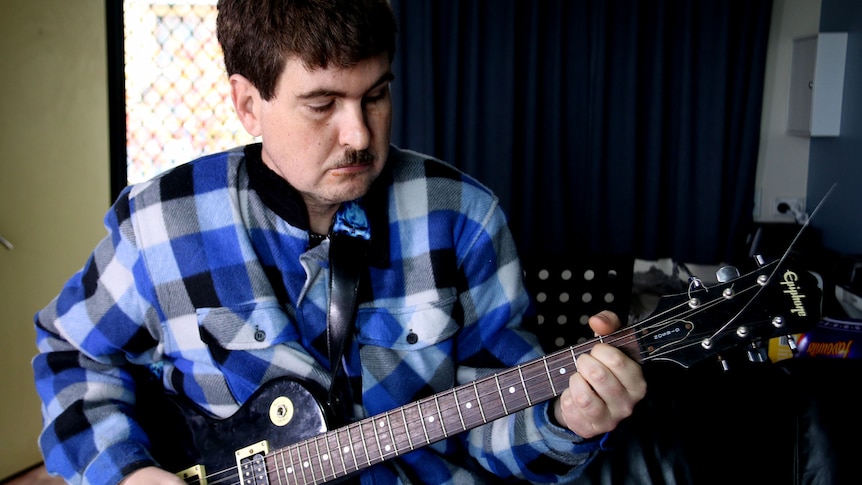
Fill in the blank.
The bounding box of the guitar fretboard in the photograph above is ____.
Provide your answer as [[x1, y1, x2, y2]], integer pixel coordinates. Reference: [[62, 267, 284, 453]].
[[263, 334, 632, 485]]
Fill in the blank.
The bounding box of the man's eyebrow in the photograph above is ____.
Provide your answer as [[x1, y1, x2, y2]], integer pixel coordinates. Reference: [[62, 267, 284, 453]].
[[296, 71, 395, 100]]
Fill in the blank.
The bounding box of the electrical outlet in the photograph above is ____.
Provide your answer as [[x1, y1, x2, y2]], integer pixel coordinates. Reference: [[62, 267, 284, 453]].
[[773, 197, 805, 216]]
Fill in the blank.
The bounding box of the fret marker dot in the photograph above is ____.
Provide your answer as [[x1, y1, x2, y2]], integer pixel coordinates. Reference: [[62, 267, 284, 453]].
[[343, 446, 350, 454], [428, 416, 435, 423], [287, 467, 294, 474], [385, 445, 392, 452], [465, 402, 473, 409], [508, 386, 516, 394], [323, 454, 329, 461], [560, 368, 567, 375], [303, 461, 309, 468], [379, 420, 386, 428]]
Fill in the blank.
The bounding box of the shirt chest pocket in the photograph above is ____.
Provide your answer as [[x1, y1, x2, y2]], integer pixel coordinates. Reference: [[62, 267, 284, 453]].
[[355, 289, 460, 350], [354, 290, 461, 412], [197, 300, 298, 350], [195, 301, 301, 402]]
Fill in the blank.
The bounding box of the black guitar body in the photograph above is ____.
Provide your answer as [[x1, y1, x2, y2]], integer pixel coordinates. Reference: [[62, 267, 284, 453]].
[[137, 377, 329, 481]]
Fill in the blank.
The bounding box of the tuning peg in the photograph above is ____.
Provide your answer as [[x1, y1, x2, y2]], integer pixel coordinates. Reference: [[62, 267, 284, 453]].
[[715, 266, 741, 283], [753, 254, 766, 268], [746, 342, 767, 363], [717, 355, 731, 372], [785, 334, 799, 354]]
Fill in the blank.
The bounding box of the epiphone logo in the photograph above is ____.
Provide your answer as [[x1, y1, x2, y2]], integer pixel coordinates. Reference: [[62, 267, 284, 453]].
[[780, 270, 808, 317]]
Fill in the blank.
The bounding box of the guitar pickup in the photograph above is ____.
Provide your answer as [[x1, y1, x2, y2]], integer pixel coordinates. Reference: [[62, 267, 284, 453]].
[[175, 464, 206, 484], [236, 440, 270, 485]]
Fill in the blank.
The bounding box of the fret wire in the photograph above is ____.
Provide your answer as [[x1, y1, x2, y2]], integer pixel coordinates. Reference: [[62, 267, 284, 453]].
[[451, 388, 467, 431], [287, 340, 644, 485], [272, 450, 287, 485], [496, 368, 529, 411], [283, 333, 676, 484], [311, 435, 325, 481], [433, 396, 448, 437], [472, 381, 487, 422], [371, 417, 385, 462], [398, 408, 414, 451], [542, 355, 557, 396], [399, 407, 415, 450], [533, 358, 559, 399], [287, 444, 302, 485], [473, 377, 503, 420], [455, 386, 482, 429], [357, 420, 373, 466], [418, 399, 442, 441], [416, 401, 431, 444], [281, 448, 295, 485], [289, 443, 303, 483], [402, 404, 422, 449], [345, 424, 360, 473], [517, 366, 532, 406], [493, 374, 508, 415], [384, 411, 399, 457], [262, 454, 277, 485], [257, 332, 677, 485], [275, 340, 610, 485], [440, 389, 465, 434], [319, 432, 334, 480], [399, 353, 582, 439], [519, 359, 554, 402], [366, 418, 384, 463], [304, 440, 317, 483], [542, 353, 569, 390], [333, 426, 348, 477]]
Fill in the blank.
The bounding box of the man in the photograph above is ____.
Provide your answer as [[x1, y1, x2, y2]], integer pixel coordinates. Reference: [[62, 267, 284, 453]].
[[33, 1, 646, 483]]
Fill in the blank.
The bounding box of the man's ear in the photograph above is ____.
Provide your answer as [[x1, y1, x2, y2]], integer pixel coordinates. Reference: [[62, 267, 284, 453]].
[[230, 74, 263, 137]]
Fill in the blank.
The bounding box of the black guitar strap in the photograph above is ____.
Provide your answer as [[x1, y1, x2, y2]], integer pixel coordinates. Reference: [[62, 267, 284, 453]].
[[326, 231, 369, 420]]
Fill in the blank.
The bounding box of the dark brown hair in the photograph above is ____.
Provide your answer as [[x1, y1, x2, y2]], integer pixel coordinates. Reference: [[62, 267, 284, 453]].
[[216, 0, 397, 100]]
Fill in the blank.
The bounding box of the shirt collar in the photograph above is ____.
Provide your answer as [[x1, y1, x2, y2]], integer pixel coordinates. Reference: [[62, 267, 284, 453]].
[[245, 143, 391, 267]]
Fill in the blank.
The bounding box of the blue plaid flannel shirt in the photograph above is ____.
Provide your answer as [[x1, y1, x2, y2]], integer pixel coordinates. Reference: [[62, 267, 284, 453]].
[[34, 144, 603, 484]]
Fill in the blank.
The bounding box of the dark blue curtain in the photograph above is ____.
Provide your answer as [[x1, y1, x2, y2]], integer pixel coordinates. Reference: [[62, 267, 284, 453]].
[[389, 0, 772, 265]]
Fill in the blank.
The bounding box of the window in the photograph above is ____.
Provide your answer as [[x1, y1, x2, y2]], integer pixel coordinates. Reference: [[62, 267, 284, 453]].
[[108, 1, 255, 199]]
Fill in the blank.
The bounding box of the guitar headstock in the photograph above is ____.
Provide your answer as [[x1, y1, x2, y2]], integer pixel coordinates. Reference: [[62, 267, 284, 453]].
[[634, 259, 822, 368]]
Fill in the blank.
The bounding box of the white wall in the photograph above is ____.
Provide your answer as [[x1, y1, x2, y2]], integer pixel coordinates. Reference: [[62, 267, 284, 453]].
[[755, 0, 822, 222]]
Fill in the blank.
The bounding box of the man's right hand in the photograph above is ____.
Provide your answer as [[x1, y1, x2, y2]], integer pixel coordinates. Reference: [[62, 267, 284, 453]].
[[121, 466, 187, 484]]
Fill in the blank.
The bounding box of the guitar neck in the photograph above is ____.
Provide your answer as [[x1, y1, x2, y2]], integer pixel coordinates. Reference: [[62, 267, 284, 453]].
[[163, 259, 818, 485], [264, 330, 640, 484]]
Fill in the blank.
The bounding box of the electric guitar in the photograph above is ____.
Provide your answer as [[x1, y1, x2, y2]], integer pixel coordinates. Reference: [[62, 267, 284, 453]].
[[141, 258, 821, 485]]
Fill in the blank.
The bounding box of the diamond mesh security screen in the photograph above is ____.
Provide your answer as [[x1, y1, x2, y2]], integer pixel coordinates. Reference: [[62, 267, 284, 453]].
[[124, 1, 254, 184]]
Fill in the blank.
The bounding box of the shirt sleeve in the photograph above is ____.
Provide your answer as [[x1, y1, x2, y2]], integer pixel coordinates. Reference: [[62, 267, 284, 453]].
[[33, 189, 162, 485], [455, 195, 603, 483]]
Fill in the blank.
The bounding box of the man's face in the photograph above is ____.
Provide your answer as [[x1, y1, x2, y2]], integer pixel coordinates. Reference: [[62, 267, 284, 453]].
[[234, 53, 393, 214]]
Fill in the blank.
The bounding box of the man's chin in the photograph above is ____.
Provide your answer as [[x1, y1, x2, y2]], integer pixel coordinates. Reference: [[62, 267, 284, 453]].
[[326, 176, 376, 204]]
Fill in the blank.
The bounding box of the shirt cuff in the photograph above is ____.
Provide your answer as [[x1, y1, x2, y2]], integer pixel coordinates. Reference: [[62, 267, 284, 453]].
[[542, 399, 611, 449]]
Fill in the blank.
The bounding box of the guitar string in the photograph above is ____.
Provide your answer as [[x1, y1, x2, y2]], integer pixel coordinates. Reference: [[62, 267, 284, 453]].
[[188, 273, 772, 485], [706, 183, 834, 343], [255, 281, 764, 484]]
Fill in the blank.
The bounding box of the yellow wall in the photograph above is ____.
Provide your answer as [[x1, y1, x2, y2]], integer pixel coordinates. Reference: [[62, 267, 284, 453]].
[[0, 0, 109, 479]]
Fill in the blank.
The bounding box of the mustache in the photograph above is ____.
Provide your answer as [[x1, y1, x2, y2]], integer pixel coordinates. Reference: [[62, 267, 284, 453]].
[[333, 149, 375, 169]]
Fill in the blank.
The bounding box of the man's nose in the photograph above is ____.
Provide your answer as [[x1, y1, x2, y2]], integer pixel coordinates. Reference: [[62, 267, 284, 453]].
[[338, 103, 370, 150]]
